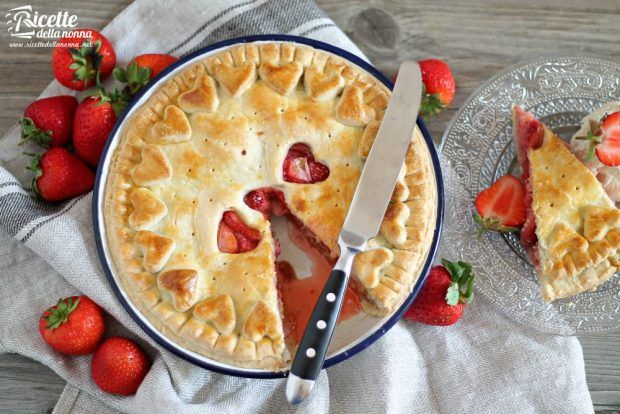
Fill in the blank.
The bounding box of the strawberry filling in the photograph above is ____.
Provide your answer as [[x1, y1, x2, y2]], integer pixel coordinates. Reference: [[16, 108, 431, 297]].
[[217, 211, 262, 254], [283, 143, 330, 184], [243, 186, 361, 344], [513, 106, 545, 261]]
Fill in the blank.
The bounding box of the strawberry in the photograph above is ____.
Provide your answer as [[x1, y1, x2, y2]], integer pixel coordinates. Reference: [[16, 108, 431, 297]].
[[52, 29, 116, 91], [113, 54, 177, 96], [20, 96, 78, 147], [418, 59, 455, 119], [404, 260, 474, 326], [27, 147, 95, 202], [576, 111, 620, 167], [73, 90, 126, 168], [38, 296, 105, 355], [282, 143, 330, 183], [91, 337, 150, 395], [474, 175, 526, 239], [244, 188, 289, 216], [217, 211, 262, 254]]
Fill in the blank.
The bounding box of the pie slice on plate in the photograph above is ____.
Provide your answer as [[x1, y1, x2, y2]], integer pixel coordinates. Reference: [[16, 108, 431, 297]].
[[103, 42, 438, 369], [513, 105, 620, 302]]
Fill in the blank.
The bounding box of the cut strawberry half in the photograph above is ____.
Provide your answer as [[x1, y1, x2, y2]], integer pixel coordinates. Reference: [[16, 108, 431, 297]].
[[217, 211, 261, 254], [576, 111, 620, 167], [282, 143, 330, 184], [474, 175, 526, 238]]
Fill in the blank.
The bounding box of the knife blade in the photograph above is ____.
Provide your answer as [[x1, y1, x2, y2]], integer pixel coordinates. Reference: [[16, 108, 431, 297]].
[[286, 61, 423, 404]]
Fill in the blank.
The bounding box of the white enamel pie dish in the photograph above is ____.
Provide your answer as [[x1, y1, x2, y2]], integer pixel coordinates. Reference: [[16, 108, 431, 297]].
[[92, 35, 444, 378]]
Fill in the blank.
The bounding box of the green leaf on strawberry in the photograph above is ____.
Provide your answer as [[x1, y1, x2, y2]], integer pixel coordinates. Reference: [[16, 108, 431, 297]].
[[19, 118, 52, 147], [44, 297, 80, 329], [442, 259, 475, 305]]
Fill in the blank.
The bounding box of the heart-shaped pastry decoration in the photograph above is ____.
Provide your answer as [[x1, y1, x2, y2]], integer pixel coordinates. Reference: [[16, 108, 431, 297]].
[[242, 300, 280, 341], [258, 61, 303, 96], [128, 187, 168, 230], [380, 202, 410, 246], [336, 85, 375, 127], [131, 145, 172, 186], [151, 105, 192, 144], [178, 75, 219, 113], [158, 268, 199, 312], [304, 65, 345, 101], [193, 294, 236, 334], [213, 62, 257, 98], [353, 247, 394, 289], [135, 230, 176, 273], [358, 120, 381, 158]]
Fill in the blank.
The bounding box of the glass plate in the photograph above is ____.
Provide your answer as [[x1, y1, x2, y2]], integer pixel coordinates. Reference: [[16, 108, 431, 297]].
[[439, 56, 620, 335]]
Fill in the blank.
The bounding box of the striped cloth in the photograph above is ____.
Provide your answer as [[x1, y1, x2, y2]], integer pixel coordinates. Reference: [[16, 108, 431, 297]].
[[0, 1, 594, 413]]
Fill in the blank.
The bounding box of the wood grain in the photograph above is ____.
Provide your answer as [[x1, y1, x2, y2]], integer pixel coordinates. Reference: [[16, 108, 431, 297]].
[[0, 0, 619, 412]]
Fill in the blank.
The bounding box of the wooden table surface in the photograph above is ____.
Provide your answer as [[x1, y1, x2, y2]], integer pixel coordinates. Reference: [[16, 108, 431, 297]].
[[1, 0, 619, 412]]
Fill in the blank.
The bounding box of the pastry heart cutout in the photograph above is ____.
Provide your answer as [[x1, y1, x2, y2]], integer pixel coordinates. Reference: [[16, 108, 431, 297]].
[[548, 222, 589, 258], [131, 145, 172, 186], [151, 105, 192, 144], [158, 269, 199, 312], [242, 300, 280, 341], [217, 211, 262, 254], [213, 62, 257, 98], [258, 61, 303, 96], [304, 65, 345, 101], [282, 143, 330, 184], [135, 230, 176, 273], [380, 202, 410, 246], [128, 188, 168, 230], [353, 248, 394, 289], [336, 85, 375, 127], [193, 294, 236, 334], [178, 75, 219, 113]]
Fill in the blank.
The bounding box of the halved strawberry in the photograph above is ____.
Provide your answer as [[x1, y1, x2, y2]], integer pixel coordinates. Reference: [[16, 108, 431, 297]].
[[474, 175, 526, 238], [282, 143, 329, 184], [576, 111, 620, 167]]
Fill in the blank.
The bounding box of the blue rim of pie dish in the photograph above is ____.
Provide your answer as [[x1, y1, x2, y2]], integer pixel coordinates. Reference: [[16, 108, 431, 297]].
[[92, 34, 444, 379]]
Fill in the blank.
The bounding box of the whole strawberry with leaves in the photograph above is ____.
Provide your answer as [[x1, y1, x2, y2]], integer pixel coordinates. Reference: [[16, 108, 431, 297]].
[[113, 53, 177, 95], [39, 296, 105, 355], [27, 147, 95, 202], [20, 96, 78, 147], [419, 59, 455, 119], [404, 259, 475, 326], [73, 88, 128, 168], [52, 28, 116, 91]]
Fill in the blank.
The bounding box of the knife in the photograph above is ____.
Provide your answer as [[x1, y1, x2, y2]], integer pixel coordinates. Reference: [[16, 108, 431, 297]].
[[285, 61, 423, 404]]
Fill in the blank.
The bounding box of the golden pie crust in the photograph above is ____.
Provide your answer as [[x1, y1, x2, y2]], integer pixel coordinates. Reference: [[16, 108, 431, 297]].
[[103, 42, 437, 370], [529, 126, 620, 301]]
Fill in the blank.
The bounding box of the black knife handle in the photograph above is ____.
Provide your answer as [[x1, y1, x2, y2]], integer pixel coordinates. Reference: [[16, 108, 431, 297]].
[[288, 241, 359, 386]]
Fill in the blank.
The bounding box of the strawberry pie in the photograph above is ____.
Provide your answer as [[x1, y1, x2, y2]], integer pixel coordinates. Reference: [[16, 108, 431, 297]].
[[103, 42, 438, 369], [570, 102, 620, 205], [513, 106, 620, 301]]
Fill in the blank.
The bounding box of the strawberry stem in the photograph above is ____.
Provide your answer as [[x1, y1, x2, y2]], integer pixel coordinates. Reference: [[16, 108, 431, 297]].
[[473, 213, 519, 239], [19, 118, 52, 147], [575, 131, 602, 162], [44, 297, 80, 329], [419, 85, 446, 120], [441, 259, 475, 306]]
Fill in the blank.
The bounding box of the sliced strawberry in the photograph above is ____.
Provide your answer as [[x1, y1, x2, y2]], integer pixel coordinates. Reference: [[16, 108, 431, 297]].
[[577, 111, 620, 167], [217, 222, 238, 254], [474, 175, 526, 238], [282, 143, 329, 184], [217, 211, 261, 254]]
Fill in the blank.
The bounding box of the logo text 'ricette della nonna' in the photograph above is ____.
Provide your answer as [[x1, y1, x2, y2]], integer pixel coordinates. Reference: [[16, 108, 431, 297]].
[[6, 5, 81, 40]]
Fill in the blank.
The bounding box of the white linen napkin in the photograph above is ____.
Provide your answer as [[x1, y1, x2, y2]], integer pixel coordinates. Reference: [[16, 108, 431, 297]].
[[0, 0, 594, 412]]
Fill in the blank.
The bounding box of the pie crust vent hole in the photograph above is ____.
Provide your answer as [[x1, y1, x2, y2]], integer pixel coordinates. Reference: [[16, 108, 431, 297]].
[[217, 211, 262, 254], [283, 143, 330, 184]]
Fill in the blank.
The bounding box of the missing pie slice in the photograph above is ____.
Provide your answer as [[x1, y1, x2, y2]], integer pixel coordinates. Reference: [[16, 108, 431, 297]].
[[103, 42, 438, 370], [513, 105, 620, 301]]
